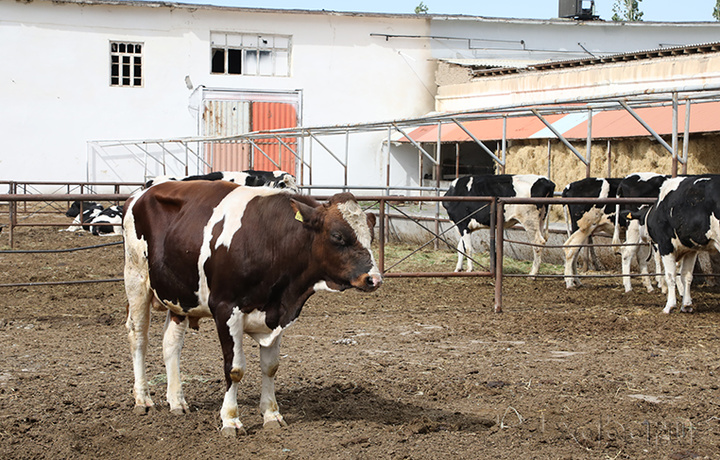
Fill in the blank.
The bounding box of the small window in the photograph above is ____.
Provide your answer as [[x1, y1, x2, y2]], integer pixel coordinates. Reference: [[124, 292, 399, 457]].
[[110, 41, 143, 87], [210, 32, 291, 77]]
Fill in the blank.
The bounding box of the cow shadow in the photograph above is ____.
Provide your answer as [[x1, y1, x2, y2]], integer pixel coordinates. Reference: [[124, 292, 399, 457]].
[[247, 382, 496, 434]]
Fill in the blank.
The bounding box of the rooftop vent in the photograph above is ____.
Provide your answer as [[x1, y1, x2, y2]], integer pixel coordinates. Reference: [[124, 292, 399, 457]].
[[558, 0, 598, 20]]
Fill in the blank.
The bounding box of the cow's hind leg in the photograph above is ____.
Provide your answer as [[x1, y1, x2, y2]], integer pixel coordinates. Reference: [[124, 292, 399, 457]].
[[258, 335, 287, 429], [519, 212, 546, 278], [620, 221, 642, 292], [162, 312, 190, 414], [216, 307, 247, 437], [125, 283, 154, 414], [563, 230, 587, 288], [455, 231, 473, 272]]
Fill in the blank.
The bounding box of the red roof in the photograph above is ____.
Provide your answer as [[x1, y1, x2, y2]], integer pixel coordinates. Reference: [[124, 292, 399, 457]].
[[399, 101, 720, 143]]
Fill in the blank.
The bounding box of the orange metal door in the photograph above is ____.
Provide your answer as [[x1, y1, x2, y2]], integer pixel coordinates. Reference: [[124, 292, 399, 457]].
[[251, 102, 297, 173]]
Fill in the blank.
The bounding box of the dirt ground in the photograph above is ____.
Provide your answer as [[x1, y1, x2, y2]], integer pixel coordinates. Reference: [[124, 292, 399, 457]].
[[2, 219, 720, 459]]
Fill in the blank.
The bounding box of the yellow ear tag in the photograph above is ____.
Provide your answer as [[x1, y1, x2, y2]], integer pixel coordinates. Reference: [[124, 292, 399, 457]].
[[295, 210, 304, 222], [627, 212, 633, 219]]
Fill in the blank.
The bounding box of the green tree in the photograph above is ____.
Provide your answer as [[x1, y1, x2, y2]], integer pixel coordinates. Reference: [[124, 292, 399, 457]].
[[414, 2, 429, 14], [714, 0, 720, 21], [611, 0, 643, 21]]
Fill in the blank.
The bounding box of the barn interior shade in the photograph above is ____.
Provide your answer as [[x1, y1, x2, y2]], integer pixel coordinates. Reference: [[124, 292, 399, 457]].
[[399, 101, 720, 143]]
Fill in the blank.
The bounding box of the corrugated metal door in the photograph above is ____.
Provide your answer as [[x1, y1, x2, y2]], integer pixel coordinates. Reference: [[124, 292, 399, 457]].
[[203, 99, 252, 172], [251, 102, 298, 173]]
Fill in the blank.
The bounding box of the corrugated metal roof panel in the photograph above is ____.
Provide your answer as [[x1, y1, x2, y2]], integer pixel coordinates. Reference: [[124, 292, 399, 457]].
[[398, 101, 720, 143], [441, 58, 543, 68]]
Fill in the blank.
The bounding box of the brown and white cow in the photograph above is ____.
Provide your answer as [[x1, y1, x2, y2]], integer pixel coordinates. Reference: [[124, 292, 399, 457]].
[[123, 180, 382, 436]]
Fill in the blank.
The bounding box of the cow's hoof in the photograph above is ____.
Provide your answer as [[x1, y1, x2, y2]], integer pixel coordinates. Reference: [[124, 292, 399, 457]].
[[133, 404, 154, 415], [221, 425, 247, 437], [170, 407, 186, 416], [263, 416, 288, 430], [680, 306, 694, 313]]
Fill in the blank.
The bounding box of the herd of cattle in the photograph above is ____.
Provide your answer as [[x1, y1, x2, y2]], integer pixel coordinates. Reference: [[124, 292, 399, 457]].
[[442, 172, 720, 315], [56, 168, 720, 435]]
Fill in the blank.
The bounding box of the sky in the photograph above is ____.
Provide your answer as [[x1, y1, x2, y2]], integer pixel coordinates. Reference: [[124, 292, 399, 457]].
[[162, 0, 720, 22]]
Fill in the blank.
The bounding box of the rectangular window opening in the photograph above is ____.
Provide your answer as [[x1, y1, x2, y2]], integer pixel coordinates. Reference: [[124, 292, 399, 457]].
[[110, 41, 143, 87], [210, 32, 290, 77]]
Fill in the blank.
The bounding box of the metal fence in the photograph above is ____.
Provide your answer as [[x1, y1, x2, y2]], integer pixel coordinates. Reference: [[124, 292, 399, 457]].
[[0, 183, 669, 313]]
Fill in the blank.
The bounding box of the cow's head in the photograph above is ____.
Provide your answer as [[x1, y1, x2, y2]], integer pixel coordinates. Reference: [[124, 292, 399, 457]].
[[626, 204, 653, 225], [66, 200, 102, 219], [291, 192, 382, 292]]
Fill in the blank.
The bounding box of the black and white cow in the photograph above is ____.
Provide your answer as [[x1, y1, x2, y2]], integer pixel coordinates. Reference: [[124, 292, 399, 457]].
[[643, 175, 720, 313], [63, 201, 104, 232], [442, 174, 555, 277], [89, 205, 124, 236], [145, 170, 299, 193], [123, 180, 381, 435], [562, 177, 623, 288], [611, 172, 670, 293]]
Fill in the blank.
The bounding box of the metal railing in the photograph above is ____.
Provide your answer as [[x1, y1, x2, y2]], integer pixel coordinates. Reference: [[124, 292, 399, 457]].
[[0, 185, 673, 313]]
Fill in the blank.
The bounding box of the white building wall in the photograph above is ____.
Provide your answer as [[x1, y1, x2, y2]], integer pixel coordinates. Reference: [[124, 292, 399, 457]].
[[1, 1, 436, 188], [4, 1, 720, 190]]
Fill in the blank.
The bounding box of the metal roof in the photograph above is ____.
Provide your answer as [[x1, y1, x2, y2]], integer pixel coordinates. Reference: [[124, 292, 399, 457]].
[[471, 41, 720, 77], [398, 100, 720, 143], [40, 1, 720, 24]]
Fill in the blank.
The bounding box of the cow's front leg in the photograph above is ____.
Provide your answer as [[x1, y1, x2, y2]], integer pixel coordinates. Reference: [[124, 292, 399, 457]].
[[162, 312, 189, 414], [258, 335, 287, 429], [216, 307, 247, 437], [662, 254, 679, 314], [679, 253, 697, 313]]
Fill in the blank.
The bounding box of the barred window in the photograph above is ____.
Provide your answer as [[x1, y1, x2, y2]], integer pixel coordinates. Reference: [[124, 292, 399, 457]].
[[210, 32, 290, 77], [110, 42, 143, 87]]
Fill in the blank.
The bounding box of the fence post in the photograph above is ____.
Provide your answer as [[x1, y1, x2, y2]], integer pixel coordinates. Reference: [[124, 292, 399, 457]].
[[378, 197, 385, 274], [494, 197, 504, 313], [8, 181, 16, 249]]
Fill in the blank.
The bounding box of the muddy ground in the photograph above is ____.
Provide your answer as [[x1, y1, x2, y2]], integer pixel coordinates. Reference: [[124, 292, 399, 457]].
[[1, 219, 720, 459]]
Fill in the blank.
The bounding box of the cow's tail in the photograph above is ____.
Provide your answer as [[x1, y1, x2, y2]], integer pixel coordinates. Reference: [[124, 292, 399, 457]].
[[611, 202, 622, 251], [562, 204, 571, 238]]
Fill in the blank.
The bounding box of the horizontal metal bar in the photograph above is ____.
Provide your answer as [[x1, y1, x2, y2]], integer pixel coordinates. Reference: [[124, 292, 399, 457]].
[[383, 271, 493, 278], [0, 278, 123, 288]]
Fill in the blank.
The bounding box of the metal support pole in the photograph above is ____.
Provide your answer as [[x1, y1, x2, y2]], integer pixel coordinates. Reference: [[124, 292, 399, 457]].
[[435, 123, 442, 250], [619, 100, 674, 154], [494, 197, 504, 313], [501, 116, 507, 174], [386, 126, 392, 190], [8, 181, 16, 249], [489, 198, 496, 275], [683, 99, 691, 175], [671, 93, 679, 177], [606, 140, 612, 178], [344, 129, 349, 188], [586, 108, 592, 178], [547, 140, 552, 179], [531, 108, 588, 165], [378, 197, 386, 272], [455, 143, 460, 178]]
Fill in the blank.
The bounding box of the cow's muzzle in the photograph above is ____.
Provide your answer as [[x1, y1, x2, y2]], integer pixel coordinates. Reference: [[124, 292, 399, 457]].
[[354, 272, 383, 292]]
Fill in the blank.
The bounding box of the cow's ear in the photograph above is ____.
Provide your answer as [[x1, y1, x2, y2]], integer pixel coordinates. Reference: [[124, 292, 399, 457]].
[[291, 199, 318, 228], [366, 212, 377, 242]]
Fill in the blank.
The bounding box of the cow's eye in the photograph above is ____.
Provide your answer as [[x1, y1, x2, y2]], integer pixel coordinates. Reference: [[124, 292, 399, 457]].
[[330, 231, 345, 246]]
